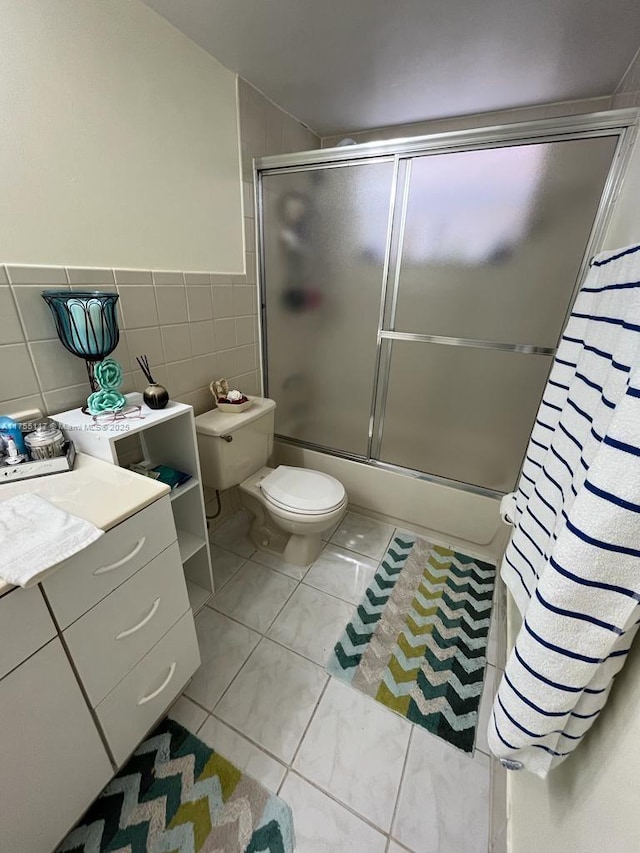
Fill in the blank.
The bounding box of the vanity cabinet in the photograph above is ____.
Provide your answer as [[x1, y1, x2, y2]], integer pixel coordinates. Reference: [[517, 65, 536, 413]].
[[0, 583, 55, 679], [43, 494, 200, 767], [0, 490, 201, 853], [0, 628, 112, 853]]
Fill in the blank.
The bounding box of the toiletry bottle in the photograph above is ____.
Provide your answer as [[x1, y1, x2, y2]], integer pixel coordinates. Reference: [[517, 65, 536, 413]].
[[4, 437, 25, 465], [0, 415, 26, 454]]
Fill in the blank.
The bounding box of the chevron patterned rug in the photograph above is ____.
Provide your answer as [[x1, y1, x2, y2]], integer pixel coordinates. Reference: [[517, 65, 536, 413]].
[[56, 717, 295, 853], [327, 533, 496, 753]]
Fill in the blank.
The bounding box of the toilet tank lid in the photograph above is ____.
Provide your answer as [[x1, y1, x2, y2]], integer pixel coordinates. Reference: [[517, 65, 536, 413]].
[[195, 396, 276, 437]]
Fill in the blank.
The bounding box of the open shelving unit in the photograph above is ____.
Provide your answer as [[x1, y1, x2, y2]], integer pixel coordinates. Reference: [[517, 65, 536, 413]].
[[54, 392, 214, 614]]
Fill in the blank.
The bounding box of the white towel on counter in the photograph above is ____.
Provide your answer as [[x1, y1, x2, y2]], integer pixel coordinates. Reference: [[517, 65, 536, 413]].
[[489, 243, 640, 777], [0, 493, 103, 587]]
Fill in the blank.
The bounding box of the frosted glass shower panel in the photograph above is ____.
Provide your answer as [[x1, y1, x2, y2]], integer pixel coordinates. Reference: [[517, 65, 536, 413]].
[[379, 341, 553, 492], [261, 162, 394, 455], [393, 137, 617, 346]]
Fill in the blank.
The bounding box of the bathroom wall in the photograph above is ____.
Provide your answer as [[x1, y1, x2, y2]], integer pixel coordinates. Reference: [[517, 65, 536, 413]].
[[611, 45, 640, 108], [0, 20, 319, 536], [604, 48, 640, 248], [0, 0, 243, 273], [0, 65, 318, 522], [503, 52, 640, 853], [0, 5, 320, 560], [0, 79, 317, 420]]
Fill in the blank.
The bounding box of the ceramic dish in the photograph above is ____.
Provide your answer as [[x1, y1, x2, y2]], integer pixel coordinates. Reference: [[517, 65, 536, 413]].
[[215, 399, 253, 413]]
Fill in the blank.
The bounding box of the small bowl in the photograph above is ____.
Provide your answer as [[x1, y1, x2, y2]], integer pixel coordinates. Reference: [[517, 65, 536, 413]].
[[216, 398, 253, 414]]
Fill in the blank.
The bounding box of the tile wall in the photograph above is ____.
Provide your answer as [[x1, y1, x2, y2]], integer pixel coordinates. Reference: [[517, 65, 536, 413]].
[[0, 263, 261, 416]]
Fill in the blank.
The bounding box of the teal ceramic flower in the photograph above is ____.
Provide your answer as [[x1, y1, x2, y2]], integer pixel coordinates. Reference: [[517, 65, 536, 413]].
[[87, 389, 127, 415], [94, 358, 123, 390]]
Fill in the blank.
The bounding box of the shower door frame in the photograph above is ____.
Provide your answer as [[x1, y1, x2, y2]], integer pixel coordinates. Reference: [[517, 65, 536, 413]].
[[254, 109, 639, 498]]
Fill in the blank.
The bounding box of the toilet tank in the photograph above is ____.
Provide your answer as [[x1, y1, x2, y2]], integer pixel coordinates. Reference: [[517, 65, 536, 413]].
[[195, 397, 276, 491]]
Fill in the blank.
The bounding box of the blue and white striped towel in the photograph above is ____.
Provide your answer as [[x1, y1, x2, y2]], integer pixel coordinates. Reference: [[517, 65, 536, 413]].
[[489, 242, 640, 777]]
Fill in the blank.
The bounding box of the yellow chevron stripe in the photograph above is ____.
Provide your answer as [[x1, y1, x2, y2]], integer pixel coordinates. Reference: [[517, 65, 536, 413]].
[[412, 599, 441, 618], [387, 652, 420, 684], [397, 631, 428, 658], [200, 753, 241, 801], [168, 796, 212, 849], [168, 754, 244, 849], [429, 551, 452, 567], [421, 563, 452, 587], [432, 544, 453, 558], [406, 613, 438, 636], [376, 680, 411, 715]]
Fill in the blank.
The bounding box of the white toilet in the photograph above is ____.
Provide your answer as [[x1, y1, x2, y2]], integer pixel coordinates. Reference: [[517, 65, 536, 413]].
[[195, 397, 347, 565]]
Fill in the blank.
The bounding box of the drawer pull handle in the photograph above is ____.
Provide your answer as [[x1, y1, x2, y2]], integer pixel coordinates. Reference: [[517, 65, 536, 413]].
[[137, 662, 177, 706], [115, 597, 161, 640], [93, 537, 147, 575]]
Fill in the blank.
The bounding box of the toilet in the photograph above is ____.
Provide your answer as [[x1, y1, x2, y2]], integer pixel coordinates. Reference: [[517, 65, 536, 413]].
[[195, 397, 347, 565]]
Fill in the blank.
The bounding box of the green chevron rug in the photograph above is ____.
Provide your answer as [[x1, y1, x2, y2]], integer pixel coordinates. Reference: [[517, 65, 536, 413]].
[[56, 717, 294, 853], [327, 533, 496, 753]]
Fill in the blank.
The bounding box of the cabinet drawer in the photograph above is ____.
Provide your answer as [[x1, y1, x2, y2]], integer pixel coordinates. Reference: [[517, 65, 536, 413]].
[[0, 586, 56, 681], [96, 610, 200, 767], [43, 496, 176, 629], [64, 542, 189, 707]]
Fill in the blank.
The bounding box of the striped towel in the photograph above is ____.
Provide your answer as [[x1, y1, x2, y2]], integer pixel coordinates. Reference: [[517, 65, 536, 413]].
[[489, 242, 640, 777]]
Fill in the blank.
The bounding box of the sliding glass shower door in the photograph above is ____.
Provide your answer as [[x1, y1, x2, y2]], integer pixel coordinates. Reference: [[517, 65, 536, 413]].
[[260, 161, 395, 456], [258, 120, 626, 494], [375, 136, 618, 492]]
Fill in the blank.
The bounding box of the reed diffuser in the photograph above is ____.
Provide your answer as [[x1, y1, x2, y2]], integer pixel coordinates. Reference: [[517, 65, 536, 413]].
[[136, 355, 169, 410]]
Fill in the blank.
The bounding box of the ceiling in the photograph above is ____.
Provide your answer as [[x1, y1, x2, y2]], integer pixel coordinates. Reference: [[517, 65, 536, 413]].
[[143, 0, 640, 135]]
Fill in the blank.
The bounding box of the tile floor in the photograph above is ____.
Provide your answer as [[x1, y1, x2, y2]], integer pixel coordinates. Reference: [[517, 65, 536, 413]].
[[171, 509, 506, 853]]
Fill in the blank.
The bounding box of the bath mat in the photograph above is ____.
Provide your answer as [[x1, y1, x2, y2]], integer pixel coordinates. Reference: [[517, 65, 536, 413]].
[[56, 716, 295, 853], [327, 533, 496, 753]]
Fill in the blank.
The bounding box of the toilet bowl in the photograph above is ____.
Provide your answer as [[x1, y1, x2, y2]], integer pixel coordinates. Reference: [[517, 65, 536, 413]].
[[194, 397, 347, 567], [240, 466, 347, 565]]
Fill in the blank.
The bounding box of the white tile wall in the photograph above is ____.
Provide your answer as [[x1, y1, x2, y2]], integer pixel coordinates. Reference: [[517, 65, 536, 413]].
[[0, 266, 261, 418]]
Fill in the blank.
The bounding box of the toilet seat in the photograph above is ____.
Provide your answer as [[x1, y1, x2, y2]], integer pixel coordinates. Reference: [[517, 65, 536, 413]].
[[260, 466, 346, 515]]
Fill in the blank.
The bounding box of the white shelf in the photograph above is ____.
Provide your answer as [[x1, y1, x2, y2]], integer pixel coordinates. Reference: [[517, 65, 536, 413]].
[[177, 529, 206, 564], [170, 479, 200, 502], [186, 580, 213, 614], [54, 393, 192, 443]]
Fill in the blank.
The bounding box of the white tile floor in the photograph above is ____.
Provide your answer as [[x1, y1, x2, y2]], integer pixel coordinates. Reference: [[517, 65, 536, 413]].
[[171, 509, 503, 853]]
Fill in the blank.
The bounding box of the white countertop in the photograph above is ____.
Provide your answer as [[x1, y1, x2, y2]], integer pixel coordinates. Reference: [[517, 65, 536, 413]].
[[0, 453, 169, 596]]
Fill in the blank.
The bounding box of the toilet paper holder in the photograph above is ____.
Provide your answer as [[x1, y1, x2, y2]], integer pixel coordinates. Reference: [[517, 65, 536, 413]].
[[500, 493, 517, 526]]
